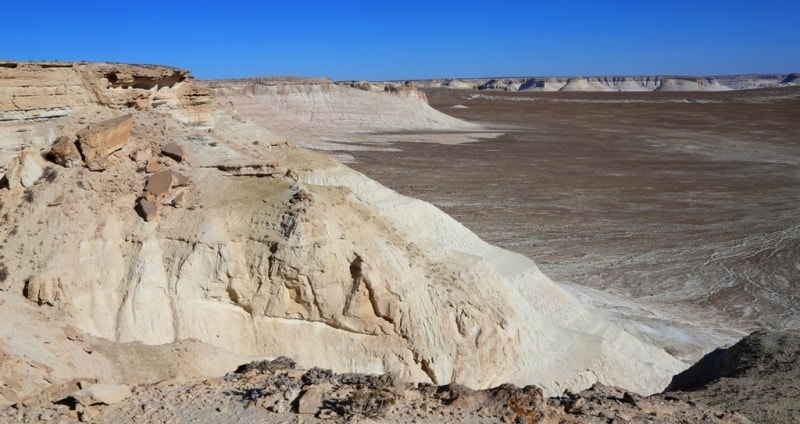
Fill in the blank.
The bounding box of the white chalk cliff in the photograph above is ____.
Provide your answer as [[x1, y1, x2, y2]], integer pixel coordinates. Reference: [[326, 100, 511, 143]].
[[410, 74, 790, 92], [204, 78, 489, 150], [0, 63, 683, 403]]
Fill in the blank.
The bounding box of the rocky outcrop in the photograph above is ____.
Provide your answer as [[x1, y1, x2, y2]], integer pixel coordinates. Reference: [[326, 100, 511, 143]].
[[2, 62, 684, 404], [0, 289, 250, 408], [441, 78, 475, 89], [23, 275, 60, 306], [204, 77, 481, 149], [0, 62, 211, 125], [0, 62, 212, 172], [655, 77, 730, 92], [666, 330, 800, 392], [339, 80, 430, 102], [664, 330, 800, 424], [477, 78, 522, 91], [560, 77, 616, 92], [0, 62, 94, 122], [556, 76, 666, 92]]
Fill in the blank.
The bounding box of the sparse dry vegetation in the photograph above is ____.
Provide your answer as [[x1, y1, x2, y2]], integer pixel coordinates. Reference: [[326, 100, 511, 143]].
[[42, 166, 58, 183], [0, 263, 8, 282]]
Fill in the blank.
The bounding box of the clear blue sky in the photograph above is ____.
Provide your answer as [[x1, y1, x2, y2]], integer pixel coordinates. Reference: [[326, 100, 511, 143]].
[[3, 1, 798, 80]]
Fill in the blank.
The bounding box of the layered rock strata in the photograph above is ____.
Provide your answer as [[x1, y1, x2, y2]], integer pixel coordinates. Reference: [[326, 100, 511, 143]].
[[204, 77, 488, 150], [406, 74, 791, 92]]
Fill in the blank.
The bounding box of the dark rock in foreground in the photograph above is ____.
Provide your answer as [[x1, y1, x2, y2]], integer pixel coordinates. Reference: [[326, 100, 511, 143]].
[[5, 356, 753, 423], [665, 330, 800, 424]]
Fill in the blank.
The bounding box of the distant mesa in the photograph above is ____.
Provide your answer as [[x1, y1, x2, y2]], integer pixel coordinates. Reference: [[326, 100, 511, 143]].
[[405, 74, 794, 92], [477, 79, 521, 91], [560, 77, 617, 92], [442, 79, 474, 89], [204, 76, 480, 149], [654, 77, 729, 92]]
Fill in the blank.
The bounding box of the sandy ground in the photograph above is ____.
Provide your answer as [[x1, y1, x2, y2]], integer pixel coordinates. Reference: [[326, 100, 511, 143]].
[[343, 86, 800, 360]]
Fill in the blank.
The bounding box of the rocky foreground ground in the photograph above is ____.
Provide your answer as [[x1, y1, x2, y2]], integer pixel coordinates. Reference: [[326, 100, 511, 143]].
[[6, 330, 800, 423]]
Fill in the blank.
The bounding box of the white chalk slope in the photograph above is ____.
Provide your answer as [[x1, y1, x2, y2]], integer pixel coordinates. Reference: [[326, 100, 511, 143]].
[[205, 79, 486, 150]]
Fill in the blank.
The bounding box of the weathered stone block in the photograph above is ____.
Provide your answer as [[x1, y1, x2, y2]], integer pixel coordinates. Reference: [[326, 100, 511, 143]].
[[24, 276, 43, 303], [77, 114, 133, 171], [161, 142, 186, 162], [144, 170, 173, 196], [170, 191, 187, 208], [129, 147, 151, 163], [49, 136, 82, 168], [171, 171, 190, 187], [20, 148, 46, 187], [145, 157, 161, 173], [135, 198, 159, 221], [297, 384, 329, 414], [24, 275, 58, 306], [71, 384, 131, 406]]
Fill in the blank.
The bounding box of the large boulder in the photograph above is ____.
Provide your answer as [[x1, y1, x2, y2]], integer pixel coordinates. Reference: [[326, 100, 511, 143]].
[[77, 114, 133, 171], [20, 148, 46, 187], [1, 148, 47, 190]]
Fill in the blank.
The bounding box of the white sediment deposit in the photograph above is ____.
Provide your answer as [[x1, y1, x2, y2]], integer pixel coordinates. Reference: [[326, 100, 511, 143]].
[[1, 63, 684, 406], [204, 78, 494, 150]]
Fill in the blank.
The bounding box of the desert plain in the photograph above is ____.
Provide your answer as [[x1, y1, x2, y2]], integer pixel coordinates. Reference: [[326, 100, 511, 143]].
[[346, 86, 800, 359]]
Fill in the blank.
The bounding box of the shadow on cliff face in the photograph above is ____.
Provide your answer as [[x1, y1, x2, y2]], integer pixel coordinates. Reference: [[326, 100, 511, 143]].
[[665, 330, 800, 423], [667, 330, 800, 391], [104, 70, 186, 90]]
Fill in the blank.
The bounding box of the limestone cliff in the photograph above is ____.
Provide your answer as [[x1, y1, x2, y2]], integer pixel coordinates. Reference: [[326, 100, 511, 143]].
[[1, 62, 684, 404], [203, 77, 483, 150], [411, 74, 789, 92]]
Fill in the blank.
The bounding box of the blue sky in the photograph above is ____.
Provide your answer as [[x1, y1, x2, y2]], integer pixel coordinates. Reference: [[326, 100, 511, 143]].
[[2, 1, 798, 80]]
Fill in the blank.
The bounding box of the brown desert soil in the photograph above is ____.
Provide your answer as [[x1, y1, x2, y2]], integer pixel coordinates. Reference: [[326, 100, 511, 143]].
[[344, 87, 800, 359]]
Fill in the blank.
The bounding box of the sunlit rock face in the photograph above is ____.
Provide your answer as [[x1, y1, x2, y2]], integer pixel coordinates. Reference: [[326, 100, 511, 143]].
[[1, 63, 684, 405]]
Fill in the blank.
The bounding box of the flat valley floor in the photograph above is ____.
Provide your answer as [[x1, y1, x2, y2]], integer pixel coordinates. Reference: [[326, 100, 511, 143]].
[[345, 86, 800, 359]]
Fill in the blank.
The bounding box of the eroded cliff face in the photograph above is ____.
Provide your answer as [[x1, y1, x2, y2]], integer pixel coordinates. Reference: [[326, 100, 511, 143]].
[[411, 74, 790, 92], [0, 62, 211, 123], [204, 77, 484, 150], [1, 62, 684, 404]]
